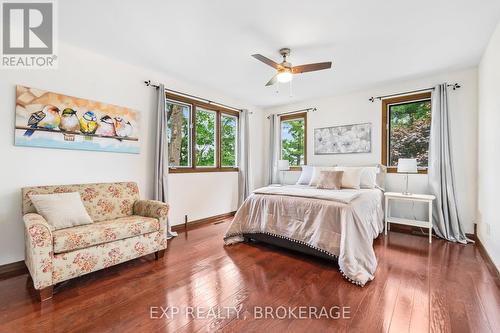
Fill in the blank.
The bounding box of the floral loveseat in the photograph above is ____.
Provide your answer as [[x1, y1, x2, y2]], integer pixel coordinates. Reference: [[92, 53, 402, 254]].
[[22, 182, 169, 301]]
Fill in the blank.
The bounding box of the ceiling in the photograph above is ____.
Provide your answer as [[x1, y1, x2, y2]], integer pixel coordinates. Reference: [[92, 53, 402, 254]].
[[59, 0, 500, 108]]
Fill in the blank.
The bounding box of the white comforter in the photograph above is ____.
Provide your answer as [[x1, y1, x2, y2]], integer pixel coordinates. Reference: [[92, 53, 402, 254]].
[[224, 185, 384, 286]]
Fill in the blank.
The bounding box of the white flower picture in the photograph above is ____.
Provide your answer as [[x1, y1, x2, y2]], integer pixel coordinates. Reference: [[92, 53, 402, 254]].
[[314, 123, 371, 154]]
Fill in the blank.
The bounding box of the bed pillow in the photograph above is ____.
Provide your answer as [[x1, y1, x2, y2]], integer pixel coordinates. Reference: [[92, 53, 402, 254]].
[[309, 166, 337, 186], [29, 192, 93, 230], [336, 167, 363, 189], [316, 171, 344, 190], [376, 164, 387, 190], [296, 165, 314, 185], [360, 167, 377, 189], [335, 166, 377, 189]]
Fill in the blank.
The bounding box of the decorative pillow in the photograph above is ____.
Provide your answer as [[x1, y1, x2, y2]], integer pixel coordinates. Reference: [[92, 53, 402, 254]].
[[337, 167, 363, 189], [296, 165, 314, 185], [316, 171, 344, 190], [309, 166, 337, 186], [29, 192, 93, 230]]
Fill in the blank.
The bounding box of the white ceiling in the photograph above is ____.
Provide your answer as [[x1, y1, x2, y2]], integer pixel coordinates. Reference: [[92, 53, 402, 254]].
[[59, 0, 500, 108]]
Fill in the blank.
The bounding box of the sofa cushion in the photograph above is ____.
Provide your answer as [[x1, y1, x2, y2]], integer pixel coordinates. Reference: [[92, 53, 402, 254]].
[[22, 182, 140, 222], [52, 215, 160, 254]]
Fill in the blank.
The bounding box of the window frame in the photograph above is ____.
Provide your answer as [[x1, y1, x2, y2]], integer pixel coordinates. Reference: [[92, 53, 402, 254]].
[[166, 92, 239, 173], [280, 112, 307, 171], [381, 92, 431, 174]]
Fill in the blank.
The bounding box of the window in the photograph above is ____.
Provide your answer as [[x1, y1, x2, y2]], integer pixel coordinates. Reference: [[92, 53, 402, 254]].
[[166, 93, 239, 172], [221, 114, 238, 167], [280, 112, 307, 170], [195, 108, 217, 167], [166, 100, 191, 167], [382, 92, 431, 173]]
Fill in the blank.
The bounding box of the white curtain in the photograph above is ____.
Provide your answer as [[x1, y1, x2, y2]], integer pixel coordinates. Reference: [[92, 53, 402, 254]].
[[428, 83, 468, 243], [268, 114, 280, 184], [153, 83, 177, 239], [238, 109, 250, 206]]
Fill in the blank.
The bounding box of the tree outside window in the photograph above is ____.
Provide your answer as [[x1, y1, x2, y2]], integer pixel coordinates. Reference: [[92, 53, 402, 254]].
[[166, 100, 191, 167], [382, 92, 432, 172], [221, 114, 238, 167], [195, 108, 217, 167], [280, 113, 307, 168], [166, 94, 239, 172]]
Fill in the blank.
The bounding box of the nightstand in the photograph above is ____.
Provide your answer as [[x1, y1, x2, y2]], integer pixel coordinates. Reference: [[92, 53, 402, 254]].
[[384, 192, 436, 243]]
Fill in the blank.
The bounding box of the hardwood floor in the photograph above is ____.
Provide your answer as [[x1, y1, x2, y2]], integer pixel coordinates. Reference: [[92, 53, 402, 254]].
[[0, 219, 499, 333]]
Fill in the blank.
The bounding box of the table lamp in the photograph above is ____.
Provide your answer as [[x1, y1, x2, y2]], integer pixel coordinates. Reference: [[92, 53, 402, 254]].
[[397, 158, 417, 195], [278, 160, 290, 185]]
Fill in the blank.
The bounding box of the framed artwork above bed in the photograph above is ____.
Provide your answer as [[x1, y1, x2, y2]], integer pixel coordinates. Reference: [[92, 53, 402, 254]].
[[314, 122, 371, 154]]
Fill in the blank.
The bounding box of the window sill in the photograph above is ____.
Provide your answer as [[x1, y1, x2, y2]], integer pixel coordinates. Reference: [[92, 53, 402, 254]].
[[169, 167, 239, 174], [386, 167, 428, 174]]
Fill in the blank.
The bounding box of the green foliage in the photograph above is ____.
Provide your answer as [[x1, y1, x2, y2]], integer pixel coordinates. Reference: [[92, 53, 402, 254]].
[[167, 102, 238, 168], [281, 119, 305, 166], [389, 100, 431, 166], [195, 109, 216, 166], [221, 115, 237, 167]]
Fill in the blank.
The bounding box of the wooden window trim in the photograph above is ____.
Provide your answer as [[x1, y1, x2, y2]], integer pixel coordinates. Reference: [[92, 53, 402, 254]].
[[381, 92, 431, 174], [166, 92, 239, 173], [280, 112, 307, 171]]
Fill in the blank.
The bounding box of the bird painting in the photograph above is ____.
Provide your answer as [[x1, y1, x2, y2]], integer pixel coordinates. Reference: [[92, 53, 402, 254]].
[[24, 105, 61, 136], [114, 116, 133, 138], [96, 115, 116, 137], [15, 86, 140, 154], [59, 108, 80, 132], [79, 111, 98, 134]]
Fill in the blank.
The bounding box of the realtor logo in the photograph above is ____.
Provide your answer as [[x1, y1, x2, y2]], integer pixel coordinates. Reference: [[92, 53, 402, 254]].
[[1, 0, 57, 68]]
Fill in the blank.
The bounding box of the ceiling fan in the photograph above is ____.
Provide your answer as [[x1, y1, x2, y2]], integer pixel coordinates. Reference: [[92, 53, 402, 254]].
[[252, 48, 332, 86]]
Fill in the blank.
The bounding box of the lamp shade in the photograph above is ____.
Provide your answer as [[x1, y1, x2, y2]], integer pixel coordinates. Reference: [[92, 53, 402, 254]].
[[397, 158, 418, 173], [278, 159, 290, 171]]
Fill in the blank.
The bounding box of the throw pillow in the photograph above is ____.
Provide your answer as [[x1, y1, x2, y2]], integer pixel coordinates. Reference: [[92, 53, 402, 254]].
[[29, 192, 93, 230], [316, 171, 344, 190]]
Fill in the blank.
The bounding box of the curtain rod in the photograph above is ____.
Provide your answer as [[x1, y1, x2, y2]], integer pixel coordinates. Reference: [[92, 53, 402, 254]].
[[267, 107, 317, 119], [144, 80, 248, 113], [368, 83, 461, 102]]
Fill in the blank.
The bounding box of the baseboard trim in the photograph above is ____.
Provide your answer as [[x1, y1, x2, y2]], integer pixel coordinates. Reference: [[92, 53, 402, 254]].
[[388, 224, 476, 241], [172, 211, 236, 232], [0, 260, 27, 280], [475, 236, 500, 287]]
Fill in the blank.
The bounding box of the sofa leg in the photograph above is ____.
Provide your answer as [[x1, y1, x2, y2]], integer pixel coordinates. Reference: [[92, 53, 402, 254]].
[[38, 286, 53, 302], [155, 249, 166, 260]]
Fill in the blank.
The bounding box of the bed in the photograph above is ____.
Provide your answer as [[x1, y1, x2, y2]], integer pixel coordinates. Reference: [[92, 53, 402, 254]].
[[223, 184, 385, 286]]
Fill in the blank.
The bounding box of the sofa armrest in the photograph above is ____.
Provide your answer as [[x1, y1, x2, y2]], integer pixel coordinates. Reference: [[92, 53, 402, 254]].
[[23, 213, 54, 290], [133, 200, 169, 226]]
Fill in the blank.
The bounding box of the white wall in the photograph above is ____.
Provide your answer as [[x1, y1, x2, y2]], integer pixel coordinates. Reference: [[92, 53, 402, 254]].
[[478, 21, 500, 270], [0, 42, 265, 265], [264, 68, 478, 233]]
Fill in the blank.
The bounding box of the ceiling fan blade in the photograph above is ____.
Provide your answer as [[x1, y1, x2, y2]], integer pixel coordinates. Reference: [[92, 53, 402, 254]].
[[292, 62, 332, 74], [265, 74, 278, 86], [252, 54, 281, 70]]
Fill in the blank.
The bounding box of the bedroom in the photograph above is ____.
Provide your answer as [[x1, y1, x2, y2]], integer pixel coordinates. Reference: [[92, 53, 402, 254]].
[[0, 0, 499, 332]]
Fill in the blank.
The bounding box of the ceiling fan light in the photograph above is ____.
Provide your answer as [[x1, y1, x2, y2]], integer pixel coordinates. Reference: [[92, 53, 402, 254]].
[[277, 71, 293, 83]]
